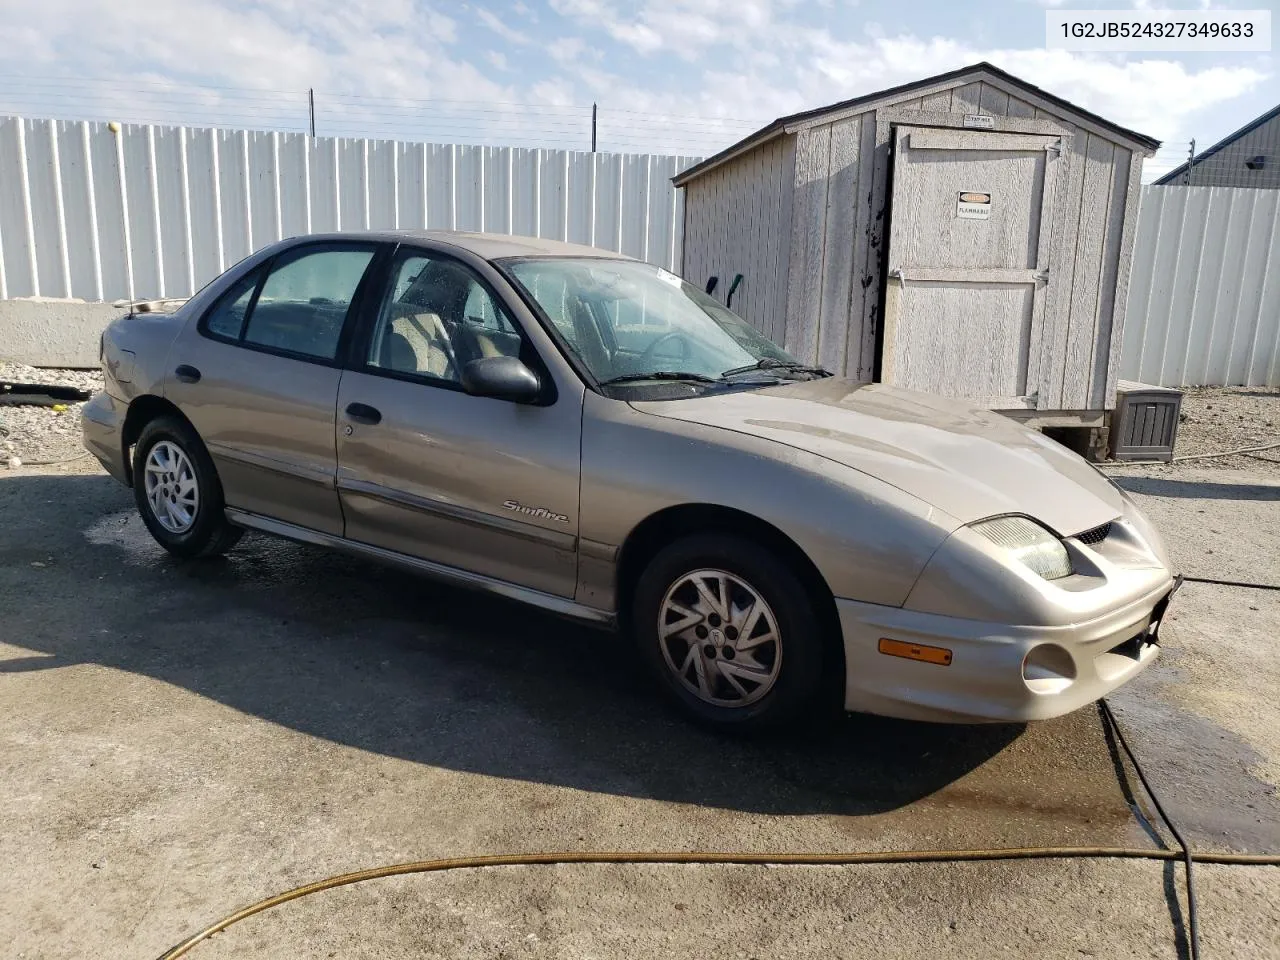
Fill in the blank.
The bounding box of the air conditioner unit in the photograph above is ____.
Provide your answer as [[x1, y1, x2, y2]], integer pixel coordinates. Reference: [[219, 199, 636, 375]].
[[1109, 381, 1183, 462]]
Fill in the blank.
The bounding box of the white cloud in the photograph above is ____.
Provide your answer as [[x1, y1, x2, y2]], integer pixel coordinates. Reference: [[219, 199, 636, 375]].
[[1027, 0, 1230, 8], [0, 0, 483, 98], [475, 7, 531, 45], [0, 0, 1265, 160], [543, 1, 1266, 148], [547, 36, 591, 65], [549, 0, 778, 61]]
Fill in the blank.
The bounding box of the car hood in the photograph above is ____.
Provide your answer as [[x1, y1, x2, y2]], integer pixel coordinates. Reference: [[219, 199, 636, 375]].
[[629, 378, 1122, 534]]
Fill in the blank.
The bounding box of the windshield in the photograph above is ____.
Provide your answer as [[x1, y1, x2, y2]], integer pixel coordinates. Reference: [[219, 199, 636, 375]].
[[503, 258, 800, 386]]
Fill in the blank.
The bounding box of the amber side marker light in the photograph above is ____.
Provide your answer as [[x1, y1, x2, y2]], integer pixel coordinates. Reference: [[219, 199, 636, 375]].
[[878, 637, 953, 666]]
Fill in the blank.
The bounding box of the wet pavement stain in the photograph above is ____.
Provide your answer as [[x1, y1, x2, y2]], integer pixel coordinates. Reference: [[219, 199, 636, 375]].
[[1109, 667, 1280, 854]]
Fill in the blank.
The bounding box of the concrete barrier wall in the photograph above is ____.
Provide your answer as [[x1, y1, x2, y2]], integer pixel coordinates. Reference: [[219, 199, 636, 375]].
[[0, 298, 122, 368]]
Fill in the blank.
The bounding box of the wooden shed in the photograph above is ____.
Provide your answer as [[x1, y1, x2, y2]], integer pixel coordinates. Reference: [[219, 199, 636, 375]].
[[675, 63, 1160, 419]]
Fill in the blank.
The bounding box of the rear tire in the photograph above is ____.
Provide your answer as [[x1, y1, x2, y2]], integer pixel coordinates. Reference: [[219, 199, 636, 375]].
[[631, 534, 835, 732], [132, 415, 242, 559]]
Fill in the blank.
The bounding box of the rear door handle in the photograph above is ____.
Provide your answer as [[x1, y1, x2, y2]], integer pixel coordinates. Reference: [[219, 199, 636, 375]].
[[345, 402, 382, 426], [174, 364, 201, 384]]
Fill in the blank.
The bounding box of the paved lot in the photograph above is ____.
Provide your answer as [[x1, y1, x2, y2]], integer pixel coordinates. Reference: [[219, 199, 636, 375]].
[[0, 457, 1277, 959]]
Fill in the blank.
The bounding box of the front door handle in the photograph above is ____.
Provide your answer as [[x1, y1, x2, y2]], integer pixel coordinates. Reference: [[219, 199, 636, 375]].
[[345, 402, 382, 426], [174, 364, 201, 384]]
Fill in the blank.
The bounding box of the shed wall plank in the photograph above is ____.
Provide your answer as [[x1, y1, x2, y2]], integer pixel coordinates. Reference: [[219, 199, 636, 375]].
[[816, 118, 862, 372], [950, 82, 983, 115], [856, 120, 894, 380], [1094, 148, 1136, 408], [978, 83, 1010, 116], [679, 138, 788, 341], [1060, 133, 1115, 409], [845, 113, 877, 378], [784, 127, 832, 362], [1038, 124, 1085, 408], [760, 140, 785, 343], [1004, 94, 1038, 120], [919, 90, 953, 112], [774, 137, 797, 346]]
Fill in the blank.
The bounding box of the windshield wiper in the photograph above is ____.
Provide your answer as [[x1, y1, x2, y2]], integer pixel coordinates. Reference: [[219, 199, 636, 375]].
[[720, 357, 831, 378], [598, 371, 724, 386]]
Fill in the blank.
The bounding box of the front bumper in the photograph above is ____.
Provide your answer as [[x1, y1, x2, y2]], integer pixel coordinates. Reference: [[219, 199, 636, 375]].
[[837, 577, 1177, 723], [81, 392, 130, 485]]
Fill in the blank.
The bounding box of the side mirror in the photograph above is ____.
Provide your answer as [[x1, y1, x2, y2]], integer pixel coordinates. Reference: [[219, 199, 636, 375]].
[[460, 356, 542, 403]]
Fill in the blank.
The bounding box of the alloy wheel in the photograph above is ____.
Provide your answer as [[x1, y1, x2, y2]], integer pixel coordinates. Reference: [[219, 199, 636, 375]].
[[657, 568, 782, 707], [143, 440, 200, 534]]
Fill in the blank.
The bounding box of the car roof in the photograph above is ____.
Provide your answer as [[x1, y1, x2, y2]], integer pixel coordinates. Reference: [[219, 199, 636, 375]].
[[280, 230, 634, 262]]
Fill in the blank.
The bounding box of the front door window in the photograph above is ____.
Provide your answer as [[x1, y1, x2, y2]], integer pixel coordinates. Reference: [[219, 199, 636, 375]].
[[367, 253, 526, 384]]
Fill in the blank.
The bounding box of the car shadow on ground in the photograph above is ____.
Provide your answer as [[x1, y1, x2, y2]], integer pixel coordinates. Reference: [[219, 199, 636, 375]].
[[1113, 475, 1280, 501], [0, 473, 1025, 818]]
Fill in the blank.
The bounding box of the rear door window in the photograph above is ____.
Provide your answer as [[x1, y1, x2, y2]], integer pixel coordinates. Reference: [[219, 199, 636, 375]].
[[241, 247, 376, 360]]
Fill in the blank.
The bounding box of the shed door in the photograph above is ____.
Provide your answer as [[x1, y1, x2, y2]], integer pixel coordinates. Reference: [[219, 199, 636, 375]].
[[881, 126, 1062, 409]]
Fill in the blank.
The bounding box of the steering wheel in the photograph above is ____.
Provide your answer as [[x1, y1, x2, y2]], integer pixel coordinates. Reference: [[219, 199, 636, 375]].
[[639, 331, 691, 366]]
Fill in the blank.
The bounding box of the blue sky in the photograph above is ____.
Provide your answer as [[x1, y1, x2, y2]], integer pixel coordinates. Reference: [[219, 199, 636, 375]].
[[0, 0, 1274, 179]]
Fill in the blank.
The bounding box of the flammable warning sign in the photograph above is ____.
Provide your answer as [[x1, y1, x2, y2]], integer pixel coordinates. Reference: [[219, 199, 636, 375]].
[[957, 191, 992, 220]]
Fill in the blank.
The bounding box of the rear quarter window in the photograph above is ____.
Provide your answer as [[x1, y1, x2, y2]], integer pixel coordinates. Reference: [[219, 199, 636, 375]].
[[203, 269, 261, 340]]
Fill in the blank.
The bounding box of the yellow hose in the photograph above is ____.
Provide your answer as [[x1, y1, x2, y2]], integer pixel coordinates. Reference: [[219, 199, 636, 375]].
[[157, 846, 1280, 959]]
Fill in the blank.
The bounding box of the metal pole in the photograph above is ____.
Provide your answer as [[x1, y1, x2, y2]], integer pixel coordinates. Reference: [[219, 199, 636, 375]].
[[309, 88, 316, 138], [591, 103, 597, 153], [1185, 139, 1195, 185]]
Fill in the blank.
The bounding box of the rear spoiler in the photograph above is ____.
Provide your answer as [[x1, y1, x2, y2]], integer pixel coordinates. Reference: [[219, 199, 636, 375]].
[[109, 297, 189, 314]]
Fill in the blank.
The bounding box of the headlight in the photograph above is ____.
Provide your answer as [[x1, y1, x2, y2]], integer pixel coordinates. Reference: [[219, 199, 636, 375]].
[[971, 516, 1072, 580]]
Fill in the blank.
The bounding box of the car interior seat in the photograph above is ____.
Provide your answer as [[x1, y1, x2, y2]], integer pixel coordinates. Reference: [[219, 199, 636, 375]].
[[379, 308, 456, 379]]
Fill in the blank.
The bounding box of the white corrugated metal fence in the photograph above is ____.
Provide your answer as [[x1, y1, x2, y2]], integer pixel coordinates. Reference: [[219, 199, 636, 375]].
[[4, 117, 1278, 389], [0, 115, 698, 304], [1122, 185, 1280, 387]]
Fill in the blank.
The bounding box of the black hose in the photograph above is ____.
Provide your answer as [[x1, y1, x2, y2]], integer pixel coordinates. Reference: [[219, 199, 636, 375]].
[[1183, 575, 1280, 592], [1100, 698, 1200, 960]]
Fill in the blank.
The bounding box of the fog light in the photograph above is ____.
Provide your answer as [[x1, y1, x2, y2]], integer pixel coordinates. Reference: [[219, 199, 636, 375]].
[[1022, 644, 1076, 695]]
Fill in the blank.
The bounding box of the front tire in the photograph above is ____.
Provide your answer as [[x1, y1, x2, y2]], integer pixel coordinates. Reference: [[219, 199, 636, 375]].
[[132, 416, 242, 559], [632, 534, 834, 731]]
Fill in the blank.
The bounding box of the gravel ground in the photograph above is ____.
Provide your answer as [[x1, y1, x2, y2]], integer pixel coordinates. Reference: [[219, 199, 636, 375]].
[[1163, 386, 1280, 474], [0, 361, 103, 469]]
